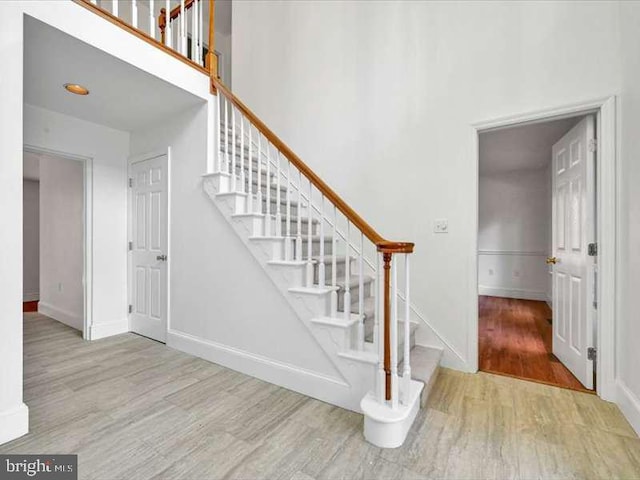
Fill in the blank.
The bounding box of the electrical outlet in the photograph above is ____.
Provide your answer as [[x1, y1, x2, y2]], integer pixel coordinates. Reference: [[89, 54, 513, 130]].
[[434, 219, 448, 233], [488, 269, 494, 276]]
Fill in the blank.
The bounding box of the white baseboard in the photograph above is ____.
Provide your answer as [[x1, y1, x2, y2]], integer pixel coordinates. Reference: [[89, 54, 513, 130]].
[[23, 292, 39, 302], [90, 318, 129, 340], [478, 285, 547, 301], [617, 381, 640, 436], [38, 301, 83, 331], [0, 403, 29, 445], [167, 329, 355, 411]]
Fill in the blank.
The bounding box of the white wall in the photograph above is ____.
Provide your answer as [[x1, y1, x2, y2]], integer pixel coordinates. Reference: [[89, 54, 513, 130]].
[[618, 0, 640, 435], [38, 155, 84, 331], [0, 3, 28, 444], [23, 179, 39, 302], [129, 103, 343, 394], [478, 167, 550, 301], [232, 0, 622, 371], [25, 104, 130, 339]]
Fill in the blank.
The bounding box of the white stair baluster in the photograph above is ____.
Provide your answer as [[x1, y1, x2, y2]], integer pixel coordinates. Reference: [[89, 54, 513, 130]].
[[305, 180, 313, 286], [256, 134, 263, 215], [265, 142, 271, 236], [132, 0, 138, 28], [240, 115, 246, 193], [180, 0, 186, 55], [149, 0, 155, 39], [330, 206, 337, 317], [358, 232, 364, 349], [275, 152, 282, 237], [112, 0, 118, 17], [285, 160, 292, 259], [391, 255, 399, 409], [199, 0, 204, 65], [402, 253, 412, 405], [343, 222, 351, 321], [296, 170, 302, 261], [231, 106, 237, 192], [318, 195, 325, 288], [376, 253, 384, 402], [247, 124, 253, 213], [191, 0, 197, 61], [215, 94, 221, 173], [224, 97, 229, 175]]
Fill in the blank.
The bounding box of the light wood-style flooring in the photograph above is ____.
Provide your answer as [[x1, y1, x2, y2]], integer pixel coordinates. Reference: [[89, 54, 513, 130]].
[[479, 295, 590, 392], [2, 313, 639, 479]]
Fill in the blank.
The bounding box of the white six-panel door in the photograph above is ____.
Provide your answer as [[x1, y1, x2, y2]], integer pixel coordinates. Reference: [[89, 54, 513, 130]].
[[129, 154, 168, 343], [551, 116, 596, 389]]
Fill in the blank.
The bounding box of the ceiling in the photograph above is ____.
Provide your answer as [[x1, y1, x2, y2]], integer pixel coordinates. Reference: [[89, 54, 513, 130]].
[[24, 16, 204, 132], [479, 116, 582, 175]]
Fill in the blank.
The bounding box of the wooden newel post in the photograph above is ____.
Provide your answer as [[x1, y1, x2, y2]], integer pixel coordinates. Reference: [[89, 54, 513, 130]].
[[158, 8, 166, 44], [206, 0, 217, 78], [383, 252, 392, 401]]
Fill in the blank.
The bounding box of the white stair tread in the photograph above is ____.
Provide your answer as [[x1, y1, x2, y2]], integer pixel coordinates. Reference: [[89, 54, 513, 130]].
[[267, 260, 308, 267], [288, 286, 337, 295], [337, 349, 378, 365], [311, 314, 361, 328]]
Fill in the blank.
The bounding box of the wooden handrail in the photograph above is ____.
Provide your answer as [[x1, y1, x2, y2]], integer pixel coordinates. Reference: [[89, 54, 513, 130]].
[[211, 77, 414, 254]]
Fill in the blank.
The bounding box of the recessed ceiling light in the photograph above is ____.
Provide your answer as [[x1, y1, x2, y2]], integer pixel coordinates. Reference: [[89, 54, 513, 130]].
[[64, 83, 89, 95]]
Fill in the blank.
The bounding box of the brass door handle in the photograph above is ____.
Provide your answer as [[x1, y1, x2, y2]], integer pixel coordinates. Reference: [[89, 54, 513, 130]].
[[546, 256, 558, 265]]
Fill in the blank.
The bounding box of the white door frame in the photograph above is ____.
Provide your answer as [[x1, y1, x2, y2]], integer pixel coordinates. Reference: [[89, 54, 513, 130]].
[[469, 96, 617, 401], [127, 148, 172, 337], [23, 144, 93, 340]]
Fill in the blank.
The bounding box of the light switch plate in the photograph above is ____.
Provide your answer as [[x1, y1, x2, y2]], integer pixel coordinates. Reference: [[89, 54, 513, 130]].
[[434, 219, 448, 233]]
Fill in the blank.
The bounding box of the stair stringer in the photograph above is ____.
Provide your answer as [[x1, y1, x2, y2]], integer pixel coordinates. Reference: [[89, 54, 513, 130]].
[[203, 173, 379, 413]]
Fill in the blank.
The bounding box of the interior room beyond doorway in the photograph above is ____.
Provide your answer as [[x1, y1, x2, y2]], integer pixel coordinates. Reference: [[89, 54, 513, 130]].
[[477, 115, 595, 393]]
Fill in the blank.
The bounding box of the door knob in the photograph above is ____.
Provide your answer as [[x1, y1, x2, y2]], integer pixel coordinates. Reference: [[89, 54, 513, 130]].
[[546, 256, 558, 265], [156, 254, 168, 261]]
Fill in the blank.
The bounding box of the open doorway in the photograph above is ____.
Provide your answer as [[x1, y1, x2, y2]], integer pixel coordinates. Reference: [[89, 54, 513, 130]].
[[477, 114, 596, 392], [23, 149, 88, 337]]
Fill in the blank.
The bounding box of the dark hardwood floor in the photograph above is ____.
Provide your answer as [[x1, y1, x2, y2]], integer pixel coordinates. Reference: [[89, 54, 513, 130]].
[[23, 301, 38, 312], [479, 295, 592, 393]]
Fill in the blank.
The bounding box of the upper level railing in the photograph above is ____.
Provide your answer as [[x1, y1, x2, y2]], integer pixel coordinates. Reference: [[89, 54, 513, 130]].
[[75, 0, 415, 408], [75, 0, 216, 78]]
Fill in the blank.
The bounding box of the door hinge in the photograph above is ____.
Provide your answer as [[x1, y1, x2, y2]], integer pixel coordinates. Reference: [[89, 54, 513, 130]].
[[587, 347, 597, 361], [593, 300, 598, 309], [128, 241, 133, 251], [128, 304, 133, 314], [128, 178, 133, 188], [588, 243, 598, 256], [588, 138, 597, 152]]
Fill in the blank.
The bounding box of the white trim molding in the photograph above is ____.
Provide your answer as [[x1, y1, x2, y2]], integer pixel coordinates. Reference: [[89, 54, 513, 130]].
[[478, 250, 547, 257], [617, 381, 640, 436], [89, 318, 129, 340], [478, 286, 547, 302], [469, 96, 618, 403], [166, 329, 365, 412], [23, 291, 39, 302], [0, 403, 29, 445], [38, 301, 83, 331]]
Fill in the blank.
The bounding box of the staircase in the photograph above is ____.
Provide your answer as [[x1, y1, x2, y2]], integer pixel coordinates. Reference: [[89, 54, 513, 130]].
[[203, 82, 443, 448], [76, 0, 442, 449]]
